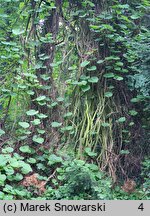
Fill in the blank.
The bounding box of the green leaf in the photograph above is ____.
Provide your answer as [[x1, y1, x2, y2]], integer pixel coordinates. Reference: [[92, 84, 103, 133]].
[[24, 130, 31, 135], [90, 25, 100, 30], [48, 102, 58, 108], [37, 163, 46, 170], [81, 85, 90, 92], [105, 56, 120, 61], [4, 166, 14, 175], [48, 154, 62, 165], [37, 129, 45, 134], [122, 130, 129, 133], [10, 159, 20, 168], [31, 118, 41, 125], [39, 55, 49, 60], [14, 173, 23, 181], [114, 67, 121, 71], [108, 85, 115, 90], [40, 74, 50, 81], [27, 158, 36, 164], [129, 110, 138, 116], [3, 184, 13, 193], [88, 76, 99, 83], [0, 174, 6, 186], [51, 122, 62, 128], [117, 117, 126, 123], [78, 81, 87, 86], [37, 98, 46, 103], [120, 150, 130, 155], [57, 175, 64, 181], [115, 62, 123, 66], [100, 24, 114, 31], [114, 75, 123, 81], [131, 15, 140, 20], [37, 113, 48, 119], [50, 61, 62, 67], [34, 63, 43, 69], [0, 155, 8, 167], [19, 135, 28, 140], [87, 1, 95, 7], [33, 135, 44, 144], [0, 129, 5, 136], [23, 73, 37, 79], [68, 65, 77, 70], [101, 122, 110, 127], [26, 109, 39, 116], [104, 92, 113, 97], [80, 75, 90, 80], [35, 95, 46, 101], [63, 112, 73, 118], [85, 148, 97, 157], [129, 122, 135, 126], [21, 163, 32, 174], [103, 73, 114, 78], [61, 126, 73, 131], [12, 28, 25, 35], [18, 84, 27, 89], [27, 90, 35, 95], [14, 153, 24, 160], [130, 97, 140, 103], [80, 60, 90, 67], [97, 59, 104, 64], [19, 122, 30, 129], [87, 66, 97, 71], [87, 164, 99, 171], [7, 175, 14, 182], [19, 145, 31, 153], [56, 97, 64, 102], [2, 147, 14, 153]]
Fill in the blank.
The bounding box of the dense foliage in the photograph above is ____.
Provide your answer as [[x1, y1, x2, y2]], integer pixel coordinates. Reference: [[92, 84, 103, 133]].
[[0, 0, 150, 200]]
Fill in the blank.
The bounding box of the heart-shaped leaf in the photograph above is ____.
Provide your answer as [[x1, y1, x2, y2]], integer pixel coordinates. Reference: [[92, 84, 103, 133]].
[[104, 92, 113, 97], [26, 109, 39, 116], [88, 76, 99, 83], [32, 135, 44, 144], [104, 73, 114, 78], [19, 122, 30, 129], [80, 60, 90, 67], [51, 122, 62, 128]]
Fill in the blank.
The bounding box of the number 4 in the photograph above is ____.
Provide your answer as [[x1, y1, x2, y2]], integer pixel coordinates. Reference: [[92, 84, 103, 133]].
[[138, 203, 144, 211]]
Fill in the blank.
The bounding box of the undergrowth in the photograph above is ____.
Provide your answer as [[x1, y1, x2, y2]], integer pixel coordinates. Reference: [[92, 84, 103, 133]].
[[0, 146, 149, 200]]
